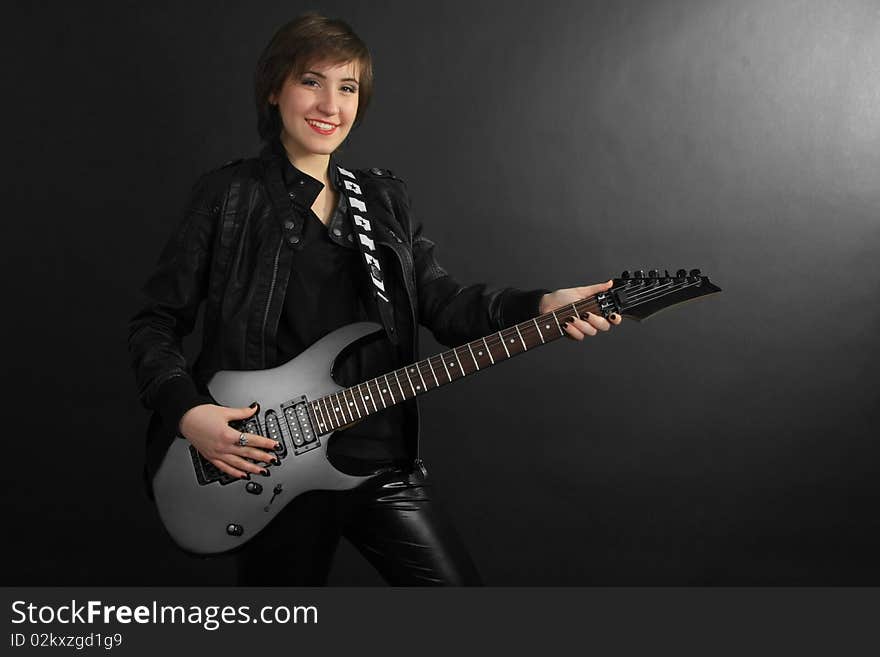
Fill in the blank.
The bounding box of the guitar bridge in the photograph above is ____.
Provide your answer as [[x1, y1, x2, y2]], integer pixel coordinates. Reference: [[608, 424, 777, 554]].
[[190, 446, 238, 486]]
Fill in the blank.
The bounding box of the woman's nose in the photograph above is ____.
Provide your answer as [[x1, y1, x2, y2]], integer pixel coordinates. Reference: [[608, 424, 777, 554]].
[[316, 90, 340, 116]]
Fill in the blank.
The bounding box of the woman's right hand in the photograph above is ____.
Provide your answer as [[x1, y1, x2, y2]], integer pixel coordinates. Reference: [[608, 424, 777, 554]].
[[178, 403, 280, 479]]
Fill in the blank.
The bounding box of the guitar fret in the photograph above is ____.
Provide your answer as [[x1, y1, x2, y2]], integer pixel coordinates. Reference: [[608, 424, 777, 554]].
[[482, 336, 495, 364], [394, 370, 408, 399], [453, 347, 465, 374], [333, 395, 345, 426], [313, 401, 327, 432], [365, 381, 379, 413], [533, 318, 545, 344], [384, 374, 396, 404], [344, 390, 357, 422], [467, 343, 480, 370], [414, 362, 428, 392], [499, 331, 511, 357], [323, 397, 338, 430], [333, 392, 351, 426], [335, 392, 350, 424], [346, 388, 362, 420], [551, 311, 564, 336], [373, 378, 387, 409], [440, 353, 452, 381], [403, 367, 417, 396], [323, 397, 336, 429], [515, 324, 527, 351], [348, 386, 367, 419], [427, 356, 439, 387], [357, 383, 370, 416]]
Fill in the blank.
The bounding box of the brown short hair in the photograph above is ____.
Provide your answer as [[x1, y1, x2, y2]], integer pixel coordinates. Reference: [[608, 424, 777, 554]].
[[254, 13, 374, 142]]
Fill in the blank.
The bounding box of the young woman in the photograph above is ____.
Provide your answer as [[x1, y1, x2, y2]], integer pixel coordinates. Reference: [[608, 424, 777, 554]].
[[128, 13, 621, 586]]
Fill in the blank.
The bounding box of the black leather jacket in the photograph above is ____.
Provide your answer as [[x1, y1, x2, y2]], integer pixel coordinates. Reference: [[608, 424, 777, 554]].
[[128, 141, 548, 476]]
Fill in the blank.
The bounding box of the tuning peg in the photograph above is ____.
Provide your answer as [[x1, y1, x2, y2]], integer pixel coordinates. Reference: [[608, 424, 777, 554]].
[[676, 269, 687, 278], [634, 270, 645, 279], [689, 268, 702, 277], [664, 269, 671, 278], [648, 269, 659, 278], [620, 270, 630, 279]]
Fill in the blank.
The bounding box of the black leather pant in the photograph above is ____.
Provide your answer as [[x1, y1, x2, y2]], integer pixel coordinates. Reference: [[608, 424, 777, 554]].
[[234, 462, 482, 586]]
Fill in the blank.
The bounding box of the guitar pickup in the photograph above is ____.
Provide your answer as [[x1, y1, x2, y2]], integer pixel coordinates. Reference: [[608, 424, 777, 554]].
[[230, 410, 287, 466], [281, 397, 320, 456], [261, 411, 287, 462]]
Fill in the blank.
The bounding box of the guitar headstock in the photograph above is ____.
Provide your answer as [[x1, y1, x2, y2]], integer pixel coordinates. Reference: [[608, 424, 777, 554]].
[[601, 269, 722, 322]]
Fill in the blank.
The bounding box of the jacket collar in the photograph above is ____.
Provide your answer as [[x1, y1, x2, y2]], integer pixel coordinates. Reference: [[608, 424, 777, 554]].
[[260, 136, 345, 199], [259, 137, 354, 248]]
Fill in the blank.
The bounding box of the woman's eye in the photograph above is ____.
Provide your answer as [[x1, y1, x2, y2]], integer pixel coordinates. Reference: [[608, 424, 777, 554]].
[[302, 78, 319, 87], [342, 85, 358, 94]]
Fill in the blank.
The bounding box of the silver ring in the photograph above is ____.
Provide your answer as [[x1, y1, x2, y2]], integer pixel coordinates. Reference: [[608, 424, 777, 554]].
[[238, 433, 248, 447]]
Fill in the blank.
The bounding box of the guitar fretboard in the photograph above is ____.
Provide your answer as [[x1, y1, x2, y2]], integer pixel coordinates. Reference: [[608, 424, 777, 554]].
[[306, 296, 610, 434]]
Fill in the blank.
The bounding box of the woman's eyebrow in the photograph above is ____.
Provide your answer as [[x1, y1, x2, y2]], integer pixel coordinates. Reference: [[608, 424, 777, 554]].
[[303, 70, 359, 83]]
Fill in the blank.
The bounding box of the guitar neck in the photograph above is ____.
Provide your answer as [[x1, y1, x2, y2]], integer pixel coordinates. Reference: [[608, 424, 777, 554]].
[[307, 270, 719, 435], [308, 295, 608, 434]]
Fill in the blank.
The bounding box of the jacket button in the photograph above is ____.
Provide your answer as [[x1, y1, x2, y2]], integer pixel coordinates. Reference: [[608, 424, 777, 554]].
[[284, 220, 295, 229], [288, 191, 296, 199], [370, 168, 384, 176], [347, 233, 354, 242], [288, 235, 300, 244], [332, 227, 342, 237]]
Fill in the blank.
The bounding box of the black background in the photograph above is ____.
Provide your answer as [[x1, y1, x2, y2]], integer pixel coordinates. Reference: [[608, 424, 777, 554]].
[[5, 0, 879, 585]]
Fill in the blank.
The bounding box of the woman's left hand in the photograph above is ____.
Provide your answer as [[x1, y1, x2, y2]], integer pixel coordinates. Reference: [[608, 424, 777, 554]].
[[538, 279, 623, 341]]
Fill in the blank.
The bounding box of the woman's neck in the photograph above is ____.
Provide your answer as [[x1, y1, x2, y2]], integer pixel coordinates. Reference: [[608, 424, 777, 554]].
[[278, 136, 331, 186]]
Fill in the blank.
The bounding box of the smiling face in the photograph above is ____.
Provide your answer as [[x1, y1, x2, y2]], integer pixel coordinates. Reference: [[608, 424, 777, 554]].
[[269, 60, 360, 160]]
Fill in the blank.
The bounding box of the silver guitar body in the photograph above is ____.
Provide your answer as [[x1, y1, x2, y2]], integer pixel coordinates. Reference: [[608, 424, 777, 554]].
[[152, 322, 382, 555]]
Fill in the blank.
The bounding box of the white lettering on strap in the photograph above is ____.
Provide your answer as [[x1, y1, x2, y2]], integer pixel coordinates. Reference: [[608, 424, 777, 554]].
[[353, 215, 372, 231], [343, 180, 362, 195]]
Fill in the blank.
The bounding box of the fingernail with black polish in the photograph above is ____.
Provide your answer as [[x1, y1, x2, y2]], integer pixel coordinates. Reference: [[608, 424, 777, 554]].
[[261, 469, 270, 477]]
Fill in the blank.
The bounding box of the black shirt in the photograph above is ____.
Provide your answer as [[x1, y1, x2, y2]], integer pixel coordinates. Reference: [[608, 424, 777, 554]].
[[275, 152, 407, 473]]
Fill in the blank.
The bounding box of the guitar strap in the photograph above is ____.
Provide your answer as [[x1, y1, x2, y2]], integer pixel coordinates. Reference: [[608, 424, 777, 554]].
[[336, 165, 399, 345], [260, 148, 399, 346]]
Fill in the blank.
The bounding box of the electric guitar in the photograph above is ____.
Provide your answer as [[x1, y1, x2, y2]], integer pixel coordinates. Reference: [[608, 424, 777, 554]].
[[152, 268, 721, 554]]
